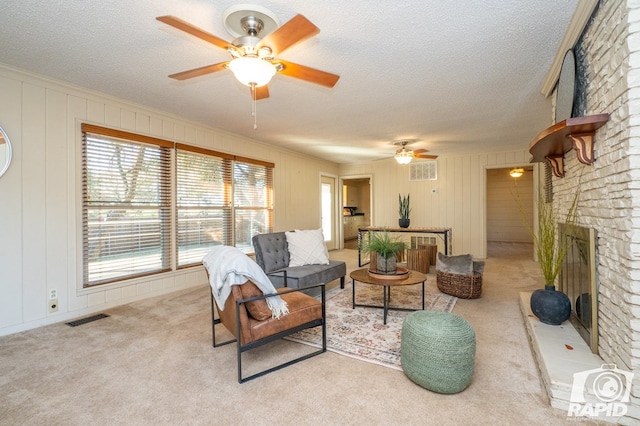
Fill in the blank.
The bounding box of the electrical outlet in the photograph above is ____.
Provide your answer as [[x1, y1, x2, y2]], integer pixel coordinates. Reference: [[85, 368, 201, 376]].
[[49, 288, 57, 300], [48, 299, 58, 313]]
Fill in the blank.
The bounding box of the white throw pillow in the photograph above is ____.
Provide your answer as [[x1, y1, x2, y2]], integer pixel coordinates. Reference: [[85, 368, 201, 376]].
[[285, 229, 330, 266]]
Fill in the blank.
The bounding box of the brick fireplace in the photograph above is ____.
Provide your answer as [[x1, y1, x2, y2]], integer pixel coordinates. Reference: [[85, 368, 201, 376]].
[[536, 0, 640, 423], [517, 0, 640, 422]]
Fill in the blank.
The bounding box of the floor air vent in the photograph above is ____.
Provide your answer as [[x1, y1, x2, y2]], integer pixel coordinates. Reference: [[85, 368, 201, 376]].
[[66, 313, 110, 327]]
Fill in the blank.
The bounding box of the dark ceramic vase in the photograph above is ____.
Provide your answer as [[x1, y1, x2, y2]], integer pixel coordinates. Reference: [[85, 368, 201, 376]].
[[399, 218, 410, 228], [530, 285, 571, 325]]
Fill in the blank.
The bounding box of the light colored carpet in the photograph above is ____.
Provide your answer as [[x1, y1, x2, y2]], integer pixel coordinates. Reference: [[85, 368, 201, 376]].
[[287, 284, 456, 369], [0, 243, 607, 425]]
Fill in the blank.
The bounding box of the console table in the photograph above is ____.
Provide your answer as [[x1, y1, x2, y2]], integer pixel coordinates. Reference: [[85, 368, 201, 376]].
[[357, 226, 452, 267]]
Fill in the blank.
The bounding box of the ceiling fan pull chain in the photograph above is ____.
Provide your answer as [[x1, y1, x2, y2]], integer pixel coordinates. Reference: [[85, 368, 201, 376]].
[[251, 83, 258, 129]]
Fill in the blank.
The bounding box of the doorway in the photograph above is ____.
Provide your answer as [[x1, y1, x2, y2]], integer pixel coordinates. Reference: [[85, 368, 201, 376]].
[[340, 176, 372, 249], [485, 166, 534, 258], [321, 175, 337, 250]]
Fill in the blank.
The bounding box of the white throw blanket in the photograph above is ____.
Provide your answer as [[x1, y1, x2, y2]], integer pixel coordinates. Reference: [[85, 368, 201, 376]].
[[202, 245, 289, 319]]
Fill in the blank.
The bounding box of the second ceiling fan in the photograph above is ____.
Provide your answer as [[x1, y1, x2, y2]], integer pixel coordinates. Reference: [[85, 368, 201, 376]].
[[393, 141, 438, 164], [157, 7, 340, 100]]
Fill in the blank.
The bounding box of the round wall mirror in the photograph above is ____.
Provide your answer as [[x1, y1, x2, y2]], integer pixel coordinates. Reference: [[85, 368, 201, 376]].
[[0, 125, 13, 177]]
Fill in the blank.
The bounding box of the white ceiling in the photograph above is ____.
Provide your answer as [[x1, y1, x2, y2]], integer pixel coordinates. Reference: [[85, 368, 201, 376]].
[[0, 0, 579, 163]]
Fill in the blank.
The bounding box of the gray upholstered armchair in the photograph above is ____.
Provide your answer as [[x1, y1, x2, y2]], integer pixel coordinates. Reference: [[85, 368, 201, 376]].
[[252, 232, 346, 289]]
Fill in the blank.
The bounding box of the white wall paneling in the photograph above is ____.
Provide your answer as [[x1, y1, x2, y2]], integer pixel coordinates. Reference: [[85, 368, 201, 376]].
[[0, 75, 23, 328], [339, 150, 530, 259], [22, 83, 47, 322], [0, 65, 338, 336]]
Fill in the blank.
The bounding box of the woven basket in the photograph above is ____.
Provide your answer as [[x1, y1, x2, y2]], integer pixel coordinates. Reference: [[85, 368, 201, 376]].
[[436, 270, 482, 299]]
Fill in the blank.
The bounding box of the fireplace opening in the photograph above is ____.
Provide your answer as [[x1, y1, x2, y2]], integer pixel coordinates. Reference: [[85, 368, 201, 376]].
[[559, 224, 598, 353]]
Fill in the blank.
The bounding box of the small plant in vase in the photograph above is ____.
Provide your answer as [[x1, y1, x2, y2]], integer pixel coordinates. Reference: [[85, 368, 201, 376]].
[[362, 231, 407, 273], [399, 193, 411, 228]]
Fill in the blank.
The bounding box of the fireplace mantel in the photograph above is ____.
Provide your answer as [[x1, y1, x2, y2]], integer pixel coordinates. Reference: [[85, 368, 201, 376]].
[[528, 114, 609, 177]]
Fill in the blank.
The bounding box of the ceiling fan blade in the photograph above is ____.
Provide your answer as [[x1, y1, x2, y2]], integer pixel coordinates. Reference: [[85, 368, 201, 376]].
[[413, 149, 427, 154], [157, 15, 231, 50], [414, 153, 438, 159], [251, 85, 270, 100], [274, 60, 340, 88], [258, 14, 319, 56], [168, 62, 228, 80]]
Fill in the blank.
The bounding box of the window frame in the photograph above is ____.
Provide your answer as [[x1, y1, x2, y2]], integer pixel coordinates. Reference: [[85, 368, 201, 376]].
[[175, 143, 234, 268], [81, 124, 274, 288], [81, 124, 174, 287], [233, 158, 274, 254]]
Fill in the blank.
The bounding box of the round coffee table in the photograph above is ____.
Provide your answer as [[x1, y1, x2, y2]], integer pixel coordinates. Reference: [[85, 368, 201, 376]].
[[350, 268, 428, 324]]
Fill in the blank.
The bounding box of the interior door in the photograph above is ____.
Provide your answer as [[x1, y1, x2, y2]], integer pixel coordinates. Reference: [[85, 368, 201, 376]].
[[321, 175, 337, 250]]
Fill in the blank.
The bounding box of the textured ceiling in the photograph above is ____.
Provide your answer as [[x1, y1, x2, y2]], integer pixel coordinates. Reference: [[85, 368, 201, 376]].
[[0, 0, 579, 163]]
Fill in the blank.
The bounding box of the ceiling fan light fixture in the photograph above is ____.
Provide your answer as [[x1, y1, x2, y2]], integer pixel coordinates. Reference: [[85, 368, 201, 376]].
[[395, 148, 413, 164], [510, 168, 524, 178], [228, 56, 276, 87]]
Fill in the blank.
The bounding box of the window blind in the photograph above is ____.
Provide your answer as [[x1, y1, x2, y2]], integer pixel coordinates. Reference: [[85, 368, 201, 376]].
[[234, 160, 273, 253], [176, 146, 233, 267], [82, 126, 172, 286], [81, 123, 275, 286]]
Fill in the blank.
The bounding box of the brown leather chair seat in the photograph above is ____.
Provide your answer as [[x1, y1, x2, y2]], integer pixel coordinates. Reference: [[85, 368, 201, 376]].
[[211, 279, 326, 383], [217, 282, 323, 345]]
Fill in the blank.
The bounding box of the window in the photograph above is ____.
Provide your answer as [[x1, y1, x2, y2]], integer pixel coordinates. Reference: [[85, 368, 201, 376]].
[[176, 145, 232, 267], [233, 159, 274, 253], [81, 124, 274, 287], [82, 124, 172, 286]]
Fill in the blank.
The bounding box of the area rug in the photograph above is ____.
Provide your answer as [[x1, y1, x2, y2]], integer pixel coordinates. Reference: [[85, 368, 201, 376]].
[[287, 283, 457, 370]]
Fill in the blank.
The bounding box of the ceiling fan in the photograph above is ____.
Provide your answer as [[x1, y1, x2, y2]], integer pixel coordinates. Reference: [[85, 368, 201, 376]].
[[156, 7, 340, 100], [393, 141, 438, 164]]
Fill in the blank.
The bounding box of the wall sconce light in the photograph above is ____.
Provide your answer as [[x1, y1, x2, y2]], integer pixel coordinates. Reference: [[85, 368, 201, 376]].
[[510, 168, 524, 178]]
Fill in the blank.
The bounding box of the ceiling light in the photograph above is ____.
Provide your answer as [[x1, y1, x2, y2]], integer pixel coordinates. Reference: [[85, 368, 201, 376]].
[[227, 56, 277, 130], [510, 168, 524, 178], [228, 56, 276, 87], [395, 148, 413, 164]]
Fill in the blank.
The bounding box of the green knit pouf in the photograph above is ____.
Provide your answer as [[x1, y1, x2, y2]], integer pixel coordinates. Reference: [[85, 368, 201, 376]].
[[401, 311, 476, 394]]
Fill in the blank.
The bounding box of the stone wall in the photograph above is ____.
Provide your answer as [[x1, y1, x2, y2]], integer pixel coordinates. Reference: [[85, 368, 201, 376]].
[[553, 0, 640, 421]]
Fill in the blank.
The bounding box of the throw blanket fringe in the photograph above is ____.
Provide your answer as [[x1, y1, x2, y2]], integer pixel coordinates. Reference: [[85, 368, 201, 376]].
[[203, 246, 289, 319]]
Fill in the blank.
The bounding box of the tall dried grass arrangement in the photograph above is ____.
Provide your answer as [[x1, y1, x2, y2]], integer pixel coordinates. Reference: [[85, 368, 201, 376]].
[[517, 188, 580, 286]]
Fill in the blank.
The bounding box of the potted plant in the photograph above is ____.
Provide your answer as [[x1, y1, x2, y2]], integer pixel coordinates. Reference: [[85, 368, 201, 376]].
[[399, 193, 411, 228], [362, 231, 407, 273], [523, 189, 579, 325]]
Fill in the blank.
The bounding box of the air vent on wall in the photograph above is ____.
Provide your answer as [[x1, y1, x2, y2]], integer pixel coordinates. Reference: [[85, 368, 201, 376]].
[[411, 236, 436, 248], [410, 161, 437, 181]]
